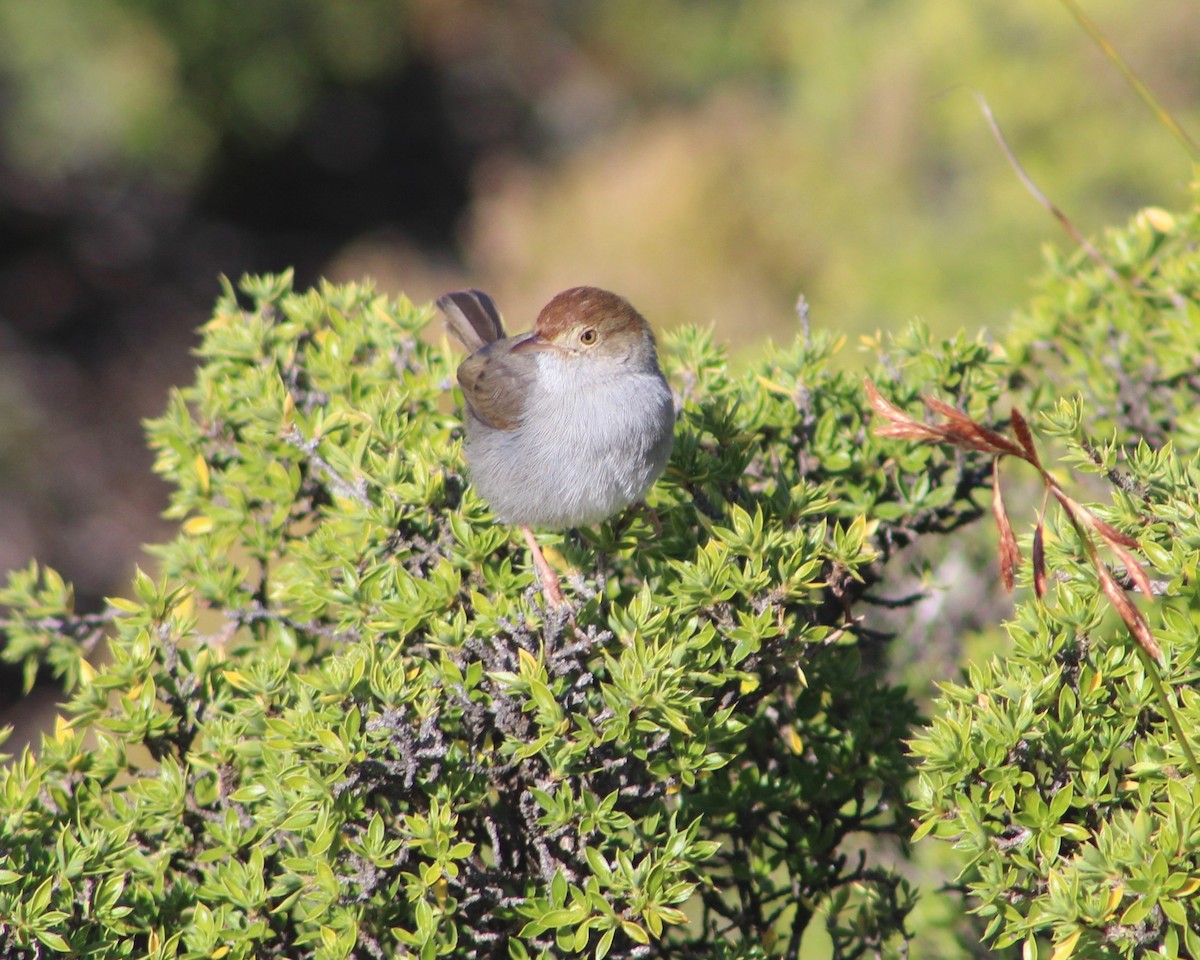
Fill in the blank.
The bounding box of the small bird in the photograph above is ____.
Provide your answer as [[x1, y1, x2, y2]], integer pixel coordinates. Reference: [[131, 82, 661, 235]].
[[438, 286, 676, 606]]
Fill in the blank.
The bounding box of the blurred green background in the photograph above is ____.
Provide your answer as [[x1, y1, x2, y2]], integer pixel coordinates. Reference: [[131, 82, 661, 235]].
[[0, 0, 1194, 647]]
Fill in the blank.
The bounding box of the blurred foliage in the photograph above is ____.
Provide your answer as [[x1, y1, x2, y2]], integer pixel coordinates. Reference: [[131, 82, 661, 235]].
[[0, 273, 1014, 957], [1, 0, 1195, 334], [458, 0, 1200, 340], [0, 0, 408, 183]]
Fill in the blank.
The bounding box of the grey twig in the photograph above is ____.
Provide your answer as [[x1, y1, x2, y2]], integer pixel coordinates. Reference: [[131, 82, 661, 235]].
[[283, 424, 371, 506]]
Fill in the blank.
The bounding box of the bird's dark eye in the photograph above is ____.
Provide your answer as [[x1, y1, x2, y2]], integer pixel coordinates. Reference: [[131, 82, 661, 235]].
[[579, 328, 598, 345]]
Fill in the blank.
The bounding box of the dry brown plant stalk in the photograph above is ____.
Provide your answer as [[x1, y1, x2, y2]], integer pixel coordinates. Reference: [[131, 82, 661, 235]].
[[864, 381, 1160, 662]]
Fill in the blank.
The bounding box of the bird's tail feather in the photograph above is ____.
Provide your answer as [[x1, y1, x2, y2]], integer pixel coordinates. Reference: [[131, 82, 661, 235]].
[[437, 289, 505, 352]]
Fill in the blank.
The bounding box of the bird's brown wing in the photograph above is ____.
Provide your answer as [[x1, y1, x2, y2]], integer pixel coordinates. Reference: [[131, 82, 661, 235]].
[[456, 339, 533, 431], [438, 289, 505, 353]]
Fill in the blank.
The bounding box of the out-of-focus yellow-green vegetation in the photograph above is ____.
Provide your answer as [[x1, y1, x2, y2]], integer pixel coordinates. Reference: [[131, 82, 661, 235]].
[[1, 0, 1194, 348], [464, 0, 1199, 344]]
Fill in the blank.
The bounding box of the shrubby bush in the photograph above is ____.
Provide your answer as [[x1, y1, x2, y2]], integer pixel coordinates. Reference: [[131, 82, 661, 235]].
[[0, 270, 1008, 958], [911, 197, 1200, 958], [0, 190, 1196, 960]]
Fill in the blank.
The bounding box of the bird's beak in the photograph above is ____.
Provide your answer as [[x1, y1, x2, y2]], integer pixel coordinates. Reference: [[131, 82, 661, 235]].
[[511, 332, 551, 353]]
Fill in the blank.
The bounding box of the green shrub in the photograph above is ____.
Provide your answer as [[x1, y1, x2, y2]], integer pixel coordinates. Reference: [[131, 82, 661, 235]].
[[2, 192, 1195, 960], [0, 271, 1007, 958], [910, 197, 1200, 958]]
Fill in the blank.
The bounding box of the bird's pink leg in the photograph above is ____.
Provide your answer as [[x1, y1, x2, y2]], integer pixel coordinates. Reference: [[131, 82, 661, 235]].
[[521, 526, 566, 607]]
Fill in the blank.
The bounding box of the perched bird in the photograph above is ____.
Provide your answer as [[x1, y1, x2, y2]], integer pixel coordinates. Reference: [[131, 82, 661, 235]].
[[438, 286, 676, 606]]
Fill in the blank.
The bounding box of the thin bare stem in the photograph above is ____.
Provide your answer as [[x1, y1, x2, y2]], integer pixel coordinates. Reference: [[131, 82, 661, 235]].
[[1136, 645, 1200, 785], [970, 91, 1129, 292], [1057, 0, 1200, 162]]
